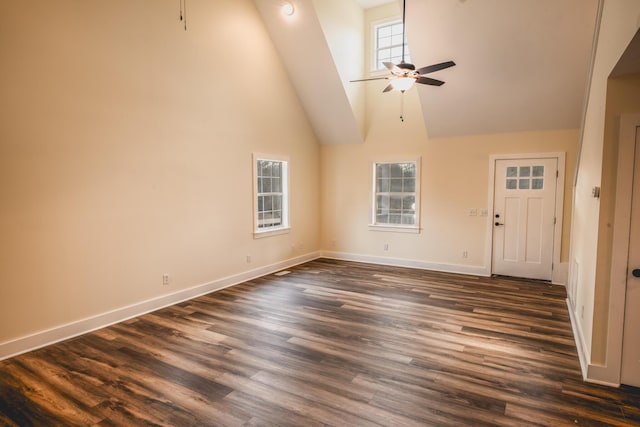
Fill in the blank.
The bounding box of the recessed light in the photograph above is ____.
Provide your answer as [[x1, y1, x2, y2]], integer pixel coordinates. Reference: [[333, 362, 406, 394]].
[[282, 2, 295, 16]]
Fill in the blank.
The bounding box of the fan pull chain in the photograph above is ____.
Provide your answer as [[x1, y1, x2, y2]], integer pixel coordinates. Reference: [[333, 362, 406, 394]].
[[400, 92, 405, 122], [179, 0, 187, 31]]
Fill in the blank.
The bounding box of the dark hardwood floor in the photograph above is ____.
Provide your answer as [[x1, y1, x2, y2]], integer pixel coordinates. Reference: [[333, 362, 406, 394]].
[[1, 258, 640, 426]]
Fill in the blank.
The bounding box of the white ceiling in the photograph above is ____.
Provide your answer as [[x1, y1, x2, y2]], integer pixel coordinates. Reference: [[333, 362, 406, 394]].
[[255, 0, 599, 142]]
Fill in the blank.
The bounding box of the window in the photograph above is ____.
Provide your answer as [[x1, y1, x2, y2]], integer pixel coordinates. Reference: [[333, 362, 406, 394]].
[[506, 165, 545, 190], [370, 159, 420, 232], [373, 19, 411, 71], [253, 155, 289, 237]]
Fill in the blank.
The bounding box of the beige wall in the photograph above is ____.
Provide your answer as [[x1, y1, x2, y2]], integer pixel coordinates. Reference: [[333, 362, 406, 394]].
[[321, 80, 577, 272], [0, 0, 320, 344], [570, 0, 640, 372]]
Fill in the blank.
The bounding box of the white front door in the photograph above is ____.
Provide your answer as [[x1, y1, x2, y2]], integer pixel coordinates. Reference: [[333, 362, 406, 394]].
[[492, 158, 557, 280], [621, 127, 640, 387]]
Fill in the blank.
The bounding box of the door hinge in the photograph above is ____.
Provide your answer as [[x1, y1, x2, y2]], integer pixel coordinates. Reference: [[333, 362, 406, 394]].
[[554, 217, 557, 225], [556, 170, 559, 178]]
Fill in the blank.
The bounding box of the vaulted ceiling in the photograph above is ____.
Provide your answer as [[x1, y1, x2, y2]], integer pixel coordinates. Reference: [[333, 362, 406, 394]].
[[255, 0, 599, 143]]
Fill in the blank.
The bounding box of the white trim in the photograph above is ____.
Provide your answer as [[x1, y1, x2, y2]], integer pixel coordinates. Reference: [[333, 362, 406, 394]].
[[253, 153, 290, 237], [367, 225, 420, 233], [485, 152, 566, 280], [321, 250, 491, 277], [370, 157, 421, 230], [595, 113, 640, 386], [567, 297, 589, 380], [0, 251, 321, 361]]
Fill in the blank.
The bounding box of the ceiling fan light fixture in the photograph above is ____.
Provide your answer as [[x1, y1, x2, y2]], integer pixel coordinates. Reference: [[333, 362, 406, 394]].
[[390, 76, 416, 92], [282, 2, 295, 16]]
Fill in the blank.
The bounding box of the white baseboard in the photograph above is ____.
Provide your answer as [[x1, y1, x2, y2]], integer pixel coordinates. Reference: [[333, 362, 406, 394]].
[[0, 251, 321, 361], [566, 297, 589, 380], [320, 251, 491, 277], [565, 297, 621, 387]]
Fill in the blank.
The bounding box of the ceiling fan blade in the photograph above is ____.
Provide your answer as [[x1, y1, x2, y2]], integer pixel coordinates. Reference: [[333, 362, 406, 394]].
[[382, 84, 394, 93], [417, 61, 456, 75], [416, 76, 445, 86], [350, 77, 389, 82], [383, 61, 402, 74]]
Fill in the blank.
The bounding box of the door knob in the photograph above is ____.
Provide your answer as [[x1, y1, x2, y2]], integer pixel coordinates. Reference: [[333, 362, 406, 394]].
[[633, 269, 640, 278], [495, 222, 504, 226]]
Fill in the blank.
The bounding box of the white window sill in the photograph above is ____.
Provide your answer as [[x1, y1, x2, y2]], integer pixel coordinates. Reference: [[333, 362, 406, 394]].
[[254, 226, 291, 239], [368, 224, 421, 234]]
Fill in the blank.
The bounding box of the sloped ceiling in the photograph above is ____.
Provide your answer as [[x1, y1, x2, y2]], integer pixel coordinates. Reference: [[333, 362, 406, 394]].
[[407, 0, 599, 138], [256, 0, 599, 142]]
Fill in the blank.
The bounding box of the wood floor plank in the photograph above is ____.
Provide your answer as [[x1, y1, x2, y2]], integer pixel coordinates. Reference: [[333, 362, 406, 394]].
[[1, 258, 640, 425]]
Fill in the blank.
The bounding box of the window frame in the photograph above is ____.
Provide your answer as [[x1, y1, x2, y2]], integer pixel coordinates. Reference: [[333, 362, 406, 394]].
[[253, 153, 290, 238], [371, 17, 410, 73], [369, 157, 421, 233]]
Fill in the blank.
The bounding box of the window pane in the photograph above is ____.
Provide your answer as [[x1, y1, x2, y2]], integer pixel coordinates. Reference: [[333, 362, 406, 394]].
[[390, 196, 402, 210], [391, 34, 403, 46], [391, 23, 403, 35], [403, 178, 415, 192], [260, 161, 271, 177], [378, 195, 390, 209], [378, 48, 390, 60], [506, 167, 517, 177], [378, 25, 391, 37], [390, 178, 403, 192], [389, 214, 402, 224], [532, 179, 544, 189], [264, 178, 273, 193], [519, 166, 531, 177], [272, 177, 281, 193], [257, 177, 263, 193], [401, 214, 415, 225], [402, 195, 415, 211], [379, 36, 392, 48], [376, 214, 389, 224], [391, 46, 403, 58], [273, 195, 282, 210], [258, 195, 264, 211], [273, 162, 281, 177], [532, 166, 544, 177], [264, 196, 273, 210], [390, 163, 403, 177], [403, 163, 416, 177], [506, 179, 517, 189], [519, 179, 530, 189]]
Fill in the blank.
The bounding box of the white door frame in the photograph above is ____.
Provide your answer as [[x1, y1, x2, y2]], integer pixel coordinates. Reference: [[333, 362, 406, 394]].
[[592, 113, 640, 386], [485, 153, 566, 282]]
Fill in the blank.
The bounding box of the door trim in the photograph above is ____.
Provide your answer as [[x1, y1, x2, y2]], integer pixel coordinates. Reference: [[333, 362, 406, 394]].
[[595, 113, 640, 386], [485, 152, 566, 282]]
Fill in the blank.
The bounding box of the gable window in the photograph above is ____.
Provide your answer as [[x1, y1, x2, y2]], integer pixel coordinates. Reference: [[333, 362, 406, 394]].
[[370, 159, 420, 232], [253, 155, 289, 237], [373, 19, 410, 71]]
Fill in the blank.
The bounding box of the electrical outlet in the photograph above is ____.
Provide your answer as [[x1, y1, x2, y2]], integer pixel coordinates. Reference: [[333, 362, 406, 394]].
[[384, 243, 389, 251], [162, 274, 170, 286], [246, 254, 252, 263], [468, 208, 478, 216], [480, 209, 489, 217], [462, 250, 468, 259]]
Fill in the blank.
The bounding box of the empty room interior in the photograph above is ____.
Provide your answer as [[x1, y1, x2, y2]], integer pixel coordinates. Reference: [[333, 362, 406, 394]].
[[2, 0, 640, 425]]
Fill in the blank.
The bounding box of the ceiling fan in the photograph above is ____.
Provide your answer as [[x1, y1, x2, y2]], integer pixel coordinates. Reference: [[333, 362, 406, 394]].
[[351, 0, 455, 93]]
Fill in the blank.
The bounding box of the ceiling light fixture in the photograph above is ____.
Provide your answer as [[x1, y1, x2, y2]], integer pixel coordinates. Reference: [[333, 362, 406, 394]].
[[282, 2, 295, 16], [389, 76, 416, 93]]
